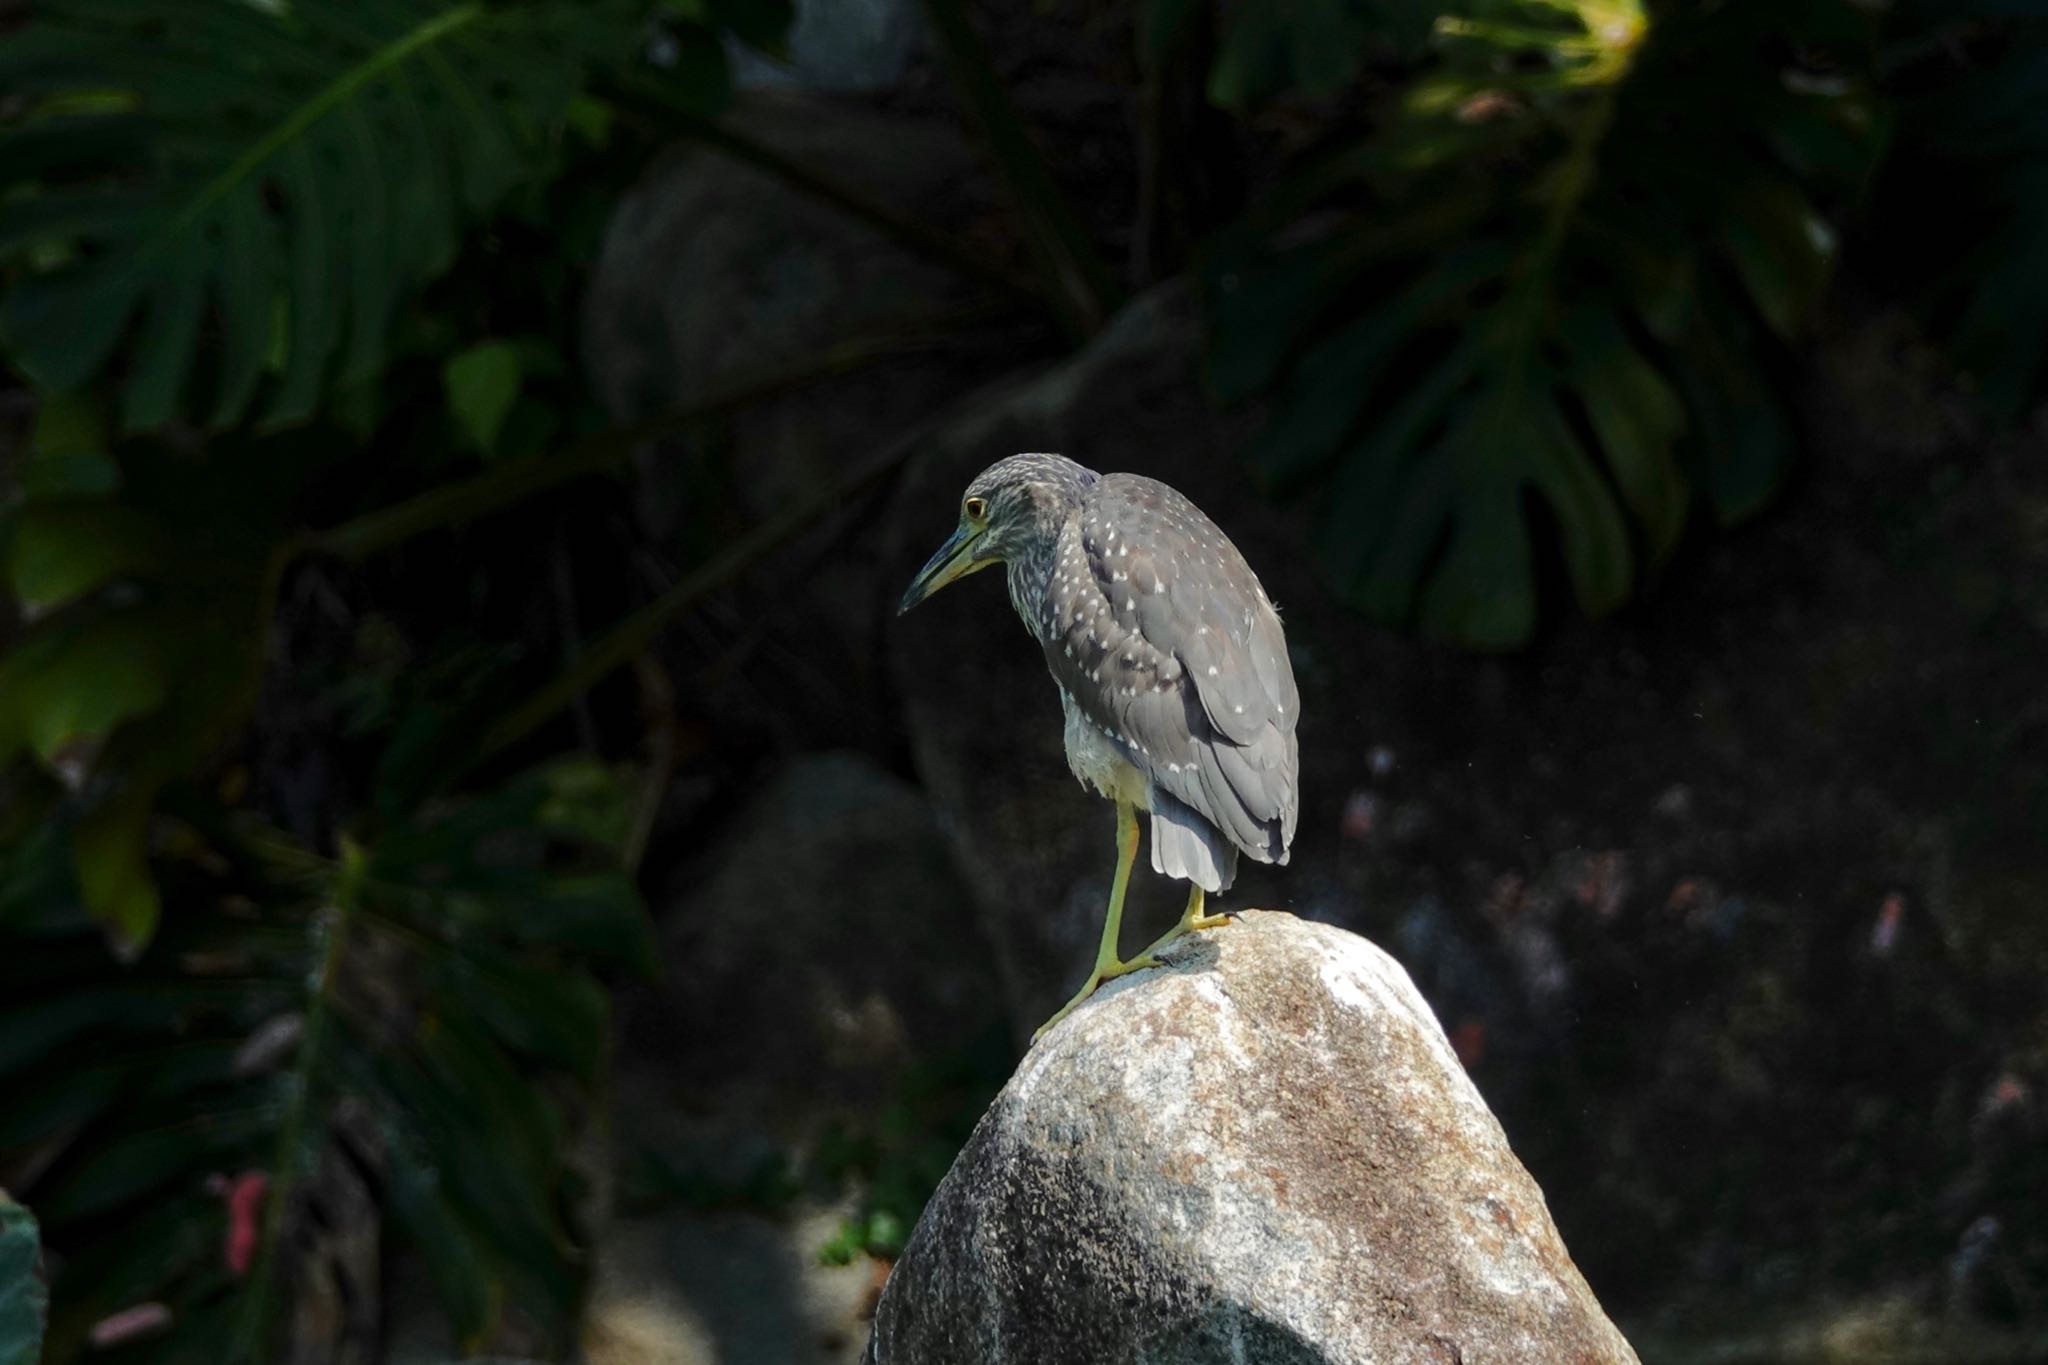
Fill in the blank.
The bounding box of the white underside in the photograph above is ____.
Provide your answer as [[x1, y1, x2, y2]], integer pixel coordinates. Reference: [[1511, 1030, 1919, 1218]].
[[1059, 690, 1231, 892], [1060, 689, 1149, 807]]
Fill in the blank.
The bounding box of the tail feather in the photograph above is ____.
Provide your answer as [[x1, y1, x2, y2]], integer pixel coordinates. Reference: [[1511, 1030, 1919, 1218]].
[[1148, 789, 1238, 893]]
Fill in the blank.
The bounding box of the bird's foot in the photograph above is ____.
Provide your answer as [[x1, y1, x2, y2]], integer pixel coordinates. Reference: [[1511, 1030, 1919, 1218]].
[[1134, 904, 1235, 964], [1031, 953, 1162, 1043], [1100, 952, 1163, 980]]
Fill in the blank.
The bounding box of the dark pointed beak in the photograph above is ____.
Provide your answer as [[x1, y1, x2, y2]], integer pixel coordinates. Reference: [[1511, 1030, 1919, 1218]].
[[898, 522, 991, 614]]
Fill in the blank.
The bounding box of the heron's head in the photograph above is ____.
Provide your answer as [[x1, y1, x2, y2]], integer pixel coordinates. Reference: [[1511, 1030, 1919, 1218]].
[[898, 454, 1095, 614]]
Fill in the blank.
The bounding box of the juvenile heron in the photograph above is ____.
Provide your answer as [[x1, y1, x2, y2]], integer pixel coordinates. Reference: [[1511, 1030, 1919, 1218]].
[[900, 453, 1300, 1039]]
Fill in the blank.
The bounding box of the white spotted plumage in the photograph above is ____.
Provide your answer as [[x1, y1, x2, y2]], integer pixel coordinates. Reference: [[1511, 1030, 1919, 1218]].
[[953, 452, 1301, 894]]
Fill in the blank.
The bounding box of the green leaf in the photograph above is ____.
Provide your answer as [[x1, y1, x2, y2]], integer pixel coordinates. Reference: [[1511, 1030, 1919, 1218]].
[[1675, 289, 1791, 525], [1559, 307, 1688, 563], [1525, 389, 1634, 619], [1244, 246, 1507, 487], [19, 393, 118, 499], [1206, 244, 1370, 406], [382, 1128, 494, 1342], [443, 341, 524, 456], [365, 758, 657, 972], [0, 1195, 44, 1365], [33, 1107, 267, 1225], [0, 986, 186, 1080], [0, 819, 86, 936], [363, 1041, 574, 1321], [1719, 178, 1834, 339], [0, 436, 305, 946], [0, 1063, 126, 1151], [432, 943, 610, 1075]]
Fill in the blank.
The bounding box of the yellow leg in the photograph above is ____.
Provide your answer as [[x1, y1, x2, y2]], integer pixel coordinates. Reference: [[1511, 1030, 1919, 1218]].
[[1033, 800, 1160, 1042], [1134, 884, 1234, 963]]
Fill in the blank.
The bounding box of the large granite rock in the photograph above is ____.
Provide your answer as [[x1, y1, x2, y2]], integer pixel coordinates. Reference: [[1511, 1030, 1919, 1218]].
[[866, 911, 1638, 1365]]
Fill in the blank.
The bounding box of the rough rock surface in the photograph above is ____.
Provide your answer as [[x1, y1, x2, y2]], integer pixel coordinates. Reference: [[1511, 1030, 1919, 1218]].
[[866, 911, 1638, 1365]]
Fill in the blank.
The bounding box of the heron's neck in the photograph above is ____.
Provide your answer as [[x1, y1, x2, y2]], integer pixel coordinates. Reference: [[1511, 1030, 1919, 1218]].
[[1007, 531, 1060, 645]]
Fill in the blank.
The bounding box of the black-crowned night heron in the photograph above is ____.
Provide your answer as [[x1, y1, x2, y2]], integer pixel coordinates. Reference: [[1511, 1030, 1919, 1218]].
[[900, 453, 1300, 1040]]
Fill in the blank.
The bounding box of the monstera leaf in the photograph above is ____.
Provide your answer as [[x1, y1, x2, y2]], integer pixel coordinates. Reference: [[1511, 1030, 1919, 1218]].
[[1205, 0, 1881, 648], [0, 0, 673, 431]]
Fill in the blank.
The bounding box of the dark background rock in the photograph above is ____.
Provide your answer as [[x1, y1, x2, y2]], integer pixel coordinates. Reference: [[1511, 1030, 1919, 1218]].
[[582, 89, 1043, 756], [730, 0, 924, 95], [623, 750, 999, 1110], [867, 912, 1639, 1365]]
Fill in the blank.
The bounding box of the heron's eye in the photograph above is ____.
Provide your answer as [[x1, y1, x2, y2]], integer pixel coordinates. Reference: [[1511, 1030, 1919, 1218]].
[[964, 496, 989, 523]]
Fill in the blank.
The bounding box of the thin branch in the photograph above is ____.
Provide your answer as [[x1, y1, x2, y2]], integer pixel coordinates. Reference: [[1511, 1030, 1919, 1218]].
[[606, 86, 1045, 310], [621, 655, 675, 876]]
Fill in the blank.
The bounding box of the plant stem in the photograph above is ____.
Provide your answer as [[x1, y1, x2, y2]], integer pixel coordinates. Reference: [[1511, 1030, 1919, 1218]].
[[299, 323, 980, 562], [233, 842, 362, 1361], [920, 0, 1121, 339]]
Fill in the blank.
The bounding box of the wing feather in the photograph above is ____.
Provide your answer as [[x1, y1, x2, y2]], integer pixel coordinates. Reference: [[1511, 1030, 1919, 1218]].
[[1037, 473, 1300, 872]]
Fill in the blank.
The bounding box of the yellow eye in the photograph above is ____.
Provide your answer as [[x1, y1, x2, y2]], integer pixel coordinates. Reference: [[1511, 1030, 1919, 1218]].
[[964, 496, 989, 522]]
